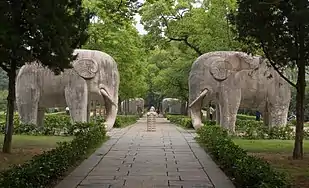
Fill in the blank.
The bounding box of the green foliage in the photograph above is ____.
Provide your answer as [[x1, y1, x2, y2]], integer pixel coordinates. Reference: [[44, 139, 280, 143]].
[[236, 114, 256, 121], [0, 122, 106, 188], [166, 115, 194, 129], [0, 0, 92, 72], [140, 0, 244, 103], [167, 114, 308, 140], [113, 115, 139, 128], [230, 0, 309, 70], [197, 124, 291, 188], [235, 119, 295, 140], [0, 114, 138, 135], [0, 69, 8, 90], [83, 0, 148, 100]]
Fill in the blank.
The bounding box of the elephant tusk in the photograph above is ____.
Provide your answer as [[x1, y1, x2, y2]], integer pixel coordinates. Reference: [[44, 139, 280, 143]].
[[100, 88, 116, 106], [188, 89, 209, 108]]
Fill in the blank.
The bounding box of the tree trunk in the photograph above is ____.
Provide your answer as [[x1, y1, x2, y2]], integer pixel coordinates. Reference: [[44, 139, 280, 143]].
[[293, 26, 305, 159], [3, 62, 17, 153], [293, 70, 305, 159]]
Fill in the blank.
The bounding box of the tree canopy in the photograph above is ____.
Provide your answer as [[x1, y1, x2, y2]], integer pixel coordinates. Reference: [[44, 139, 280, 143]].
[[1, 0, 92, 153], [140, 0, 242, 105], [83, 0, 148, 100]]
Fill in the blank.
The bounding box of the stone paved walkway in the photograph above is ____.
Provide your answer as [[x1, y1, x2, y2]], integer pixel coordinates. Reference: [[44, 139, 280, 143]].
[[55, 118, 234, 188]]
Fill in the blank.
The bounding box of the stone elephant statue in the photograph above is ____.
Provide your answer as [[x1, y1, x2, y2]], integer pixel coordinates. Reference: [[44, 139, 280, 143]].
[[121, 98, 144, 115], [161, 98, 182, 115], [16, 49, 119, 130], [188, 51, 291, 132]]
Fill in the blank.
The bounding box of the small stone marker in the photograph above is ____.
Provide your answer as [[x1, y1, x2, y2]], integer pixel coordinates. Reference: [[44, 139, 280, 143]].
[[146, 106, 157, 132]]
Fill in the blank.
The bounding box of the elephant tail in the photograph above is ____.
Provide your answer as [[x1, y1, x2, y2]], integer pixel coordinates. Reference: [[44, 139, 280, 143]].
[[188, 89, 209, 108]]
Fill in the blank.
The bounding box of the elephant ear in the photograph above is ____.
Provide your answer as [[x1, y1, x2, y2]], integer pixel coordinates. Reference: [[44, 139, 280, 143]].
[[210, 53, 253, 81], [73, 58, 99, 79], [209, 57, 233, 81]]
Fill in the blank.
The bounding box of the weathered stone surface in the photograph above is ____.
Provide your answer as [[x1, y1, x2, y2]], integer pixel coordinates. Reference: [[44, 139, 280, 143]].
[[188, 51, 291, 131], [55, 118, 235, 188], [16, 49, 119, 130]]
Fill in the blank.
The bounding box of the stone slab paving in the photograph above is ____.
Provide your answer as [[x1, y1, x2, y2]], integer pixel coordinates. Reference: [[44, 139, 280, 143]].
[[55, 118, 235, 188]]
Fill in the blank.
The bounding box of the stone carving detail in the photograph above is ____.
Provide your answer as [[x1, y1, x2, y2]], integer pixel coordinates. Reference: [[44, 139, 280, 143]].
[[188, 51, 291, 132], [73, 58, 98, 79], [15, 49, 120, 131]]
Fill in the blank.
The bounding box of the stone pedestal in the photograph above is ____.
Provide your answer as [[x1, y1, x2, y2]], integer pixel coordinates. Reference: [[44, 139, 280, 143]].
[[146, 112, 157, 132]]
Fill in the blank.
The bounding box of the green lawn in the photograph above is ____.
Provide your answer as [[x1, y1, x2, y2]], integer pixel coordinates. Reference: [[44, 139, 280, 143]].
[[233, 139, 309, 188], [233, 139, 309, 153], [0, 135, 73, 171]]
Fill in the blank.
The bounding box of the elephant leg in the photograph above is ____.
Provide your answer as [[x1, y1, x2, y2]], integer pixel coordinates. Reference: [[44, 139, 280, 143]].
[[269, 104, 289, 128], [87, 102, 91, 122], [189, 98, 204, 129], [216, 104, 220, 125], [219, 89, 241, 133], [16, 88, 40, 125], [65, 84, 88, 123], [104, 98, 118, 131], [37, 107, 45, 127]]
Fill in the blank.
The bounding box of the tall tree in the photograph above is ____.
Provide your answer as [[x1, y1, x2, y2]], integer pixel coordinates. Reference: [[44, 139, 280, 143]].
[[84, 0, 148, 100], [141, 0, 242, 108], [230, 0, 309, 159], [0, 0, 92, 153]]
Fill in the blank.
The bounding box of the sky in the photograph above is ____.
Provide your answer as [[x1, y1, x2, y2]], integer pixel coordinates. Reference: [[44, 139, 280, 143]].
[[134, 0, 147, 35], [134, 14, 147, 35]]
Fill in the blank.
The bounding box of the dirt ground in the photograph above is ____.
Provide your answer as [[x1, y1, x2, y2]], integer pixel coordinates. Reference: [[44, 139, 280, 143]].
[[251, 153, 309, 188], [0, 135, 73, 171]]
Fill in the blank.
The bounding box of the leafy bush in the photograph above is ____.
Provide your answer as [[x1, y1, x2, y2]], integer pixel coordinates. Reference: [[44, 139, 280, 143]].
[[235, 119, 298, 140], [197, 124, 291, 188], [1, 113, 138, 135], [167, 115, 306, 140], [113, 115, 139, 128], [166, 115, 194, 129], [0, 122, 106, 188]]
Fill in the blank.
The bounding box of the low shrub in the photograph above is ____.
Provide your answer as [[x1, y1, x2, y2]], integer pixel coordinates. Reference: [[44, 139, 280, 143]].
[[167, 115, 305, 140], [235, 119, 298, 140], [113, 115, 139, 128], [197, 124, 291, 188], [166, 115, 194, 129], [0, 122, 107, 188], [1, 114, 138, 135]]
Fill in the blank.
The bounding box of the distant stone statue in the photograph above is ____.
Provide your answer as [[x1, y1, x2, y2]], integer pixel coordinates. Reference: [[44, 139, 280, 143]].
[[147, 106, 157, 132]]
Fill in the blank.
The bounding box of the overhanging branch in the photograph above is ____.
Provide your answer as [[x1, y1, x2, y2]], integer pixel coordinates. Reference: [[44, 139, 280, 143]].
[[160, 15, 203, 56], [260, 41, 297, 88], [168, 36, 203, 55]]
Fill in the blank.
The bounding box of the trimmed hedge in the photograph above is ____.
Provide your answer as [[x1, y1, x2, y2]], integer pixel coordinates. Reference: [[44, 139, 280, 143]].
[[197, 124, 291, 188], [166, 114, 309, 140], [166, 114, 193, 129], [0, 122, 107, 188], [114, 115, 139, 128], [1, 114, 138, 136]]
